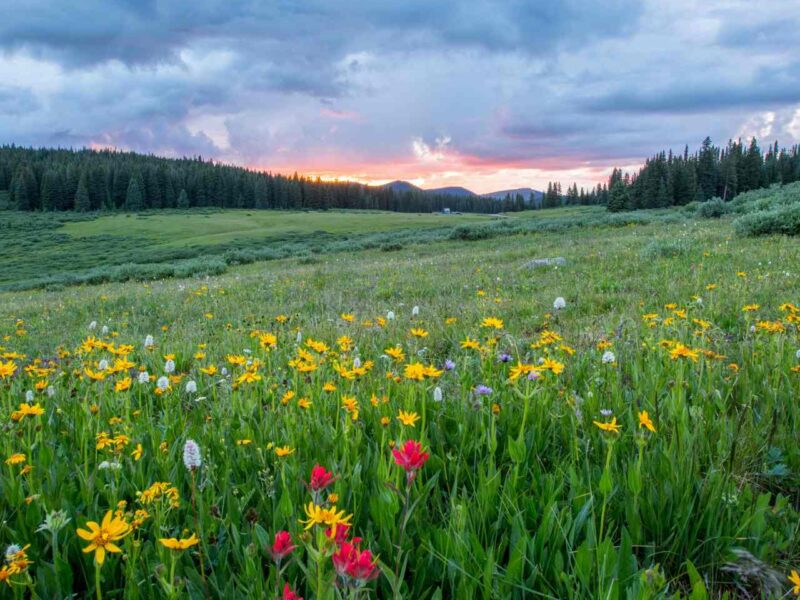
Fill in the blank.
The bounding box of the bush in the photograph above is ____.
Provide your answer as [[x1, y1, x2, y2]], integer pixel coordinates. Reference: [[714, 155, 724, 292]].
[[696, 198, 729, 219], [733, 203, 800, 237]]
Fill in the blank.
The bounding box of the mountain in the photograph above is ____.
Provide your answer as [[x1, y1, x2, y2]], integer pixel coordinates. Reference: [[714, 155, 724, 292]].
[[381, 180, 423, 193], [425, 186, 476, 197], [480, 187, 542, 200], [378, 180, 540, 202]]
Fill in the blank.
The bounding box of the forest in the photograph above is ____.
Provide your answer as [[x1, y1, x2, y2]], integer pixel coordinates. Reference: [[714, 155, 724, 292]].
[[2, 138, 800, 215], [0, 146, 526, 215], [606, 137, 800, 211]]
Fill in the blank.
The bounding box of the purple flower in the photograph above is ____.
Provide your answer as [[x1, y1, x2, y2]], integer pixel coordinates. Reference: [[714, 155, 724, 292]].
[[527, 371, 541, 381], [474, 385, 493, 396], [444, 359, 456, 371], [498, 353, 512, 363]]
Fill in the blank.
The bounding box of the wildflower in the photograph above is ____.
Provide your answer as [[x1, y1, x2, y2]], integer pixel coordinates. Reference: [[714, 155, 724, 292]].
[[669, 344, 699, 362], [789, 570, 800, 596], [5, 453, 25, 466], [553, 297, 566, 310], [199, 364, 217, 376], [460, 337, 480, 350], [11, 403, 45, 422], [332, 540, 380, 585], [115, 377, 132, 392], [384, 346, 406, 362], [638, 411, 656, 433], [185, 380, 197, 394], [433, 386, 443, 402], [444, 359, 456, 371], [593, 418, 621, 434], [409, 327, 428, 338], [509, 362, 537, 381], [498, 352, 512, 363], [602, 351, 616, 364], [164, 359, 176, 373], [387, 310, 396, 320], [539, 358, 565, 374], [183, 439, 202, 470], [137, 371, 150, 384], [392, 440, 430, 480], [156, 376, 169, 391], [131, 444, 143, 461], [268, 531, 296, 563], [474, 384, 493, 396], [742, 304, 760, 312], [160, 534, 200, 551], [89, 321, 97, 330], [0, 360, 17, 379], [25, 390, 34, 402], [309, 465, 335, 491], [274, 446, 295, 457], [300, 503, 353, 536], [282, 583, 303, 600], [397, 410, 420, 427], [36, 510, 71, 536], [412, 305, 420, 317], [76, 510, 131, 565], [481, 317, 504, 329], [144, 335, 154, 349]]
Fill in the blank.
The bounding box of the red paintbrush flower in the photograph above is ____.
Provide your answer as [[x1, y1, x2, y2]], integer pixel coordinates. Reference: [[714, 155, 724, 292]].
[[309, 464, 335, 491], [332, 540, 380, 585], [391, 440, 429, 477], [268, 531, 297, 563], [282, 583, 303, 600]]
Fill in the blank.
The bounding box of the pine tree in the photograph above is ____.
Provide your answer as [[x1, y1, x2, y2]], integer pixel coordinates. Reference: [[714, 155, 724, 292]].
[[125, 175, 144, 211], [607, 181, 630, 212], [74, 172, 91, 212], [177, 188, 189, 208]]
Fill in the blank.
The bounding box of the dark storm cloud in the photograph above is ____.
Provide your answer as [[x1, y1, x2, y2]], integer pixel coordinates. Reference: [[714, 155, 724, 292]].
[[0, 0, 642, 67], [1, 0, 800, 185]]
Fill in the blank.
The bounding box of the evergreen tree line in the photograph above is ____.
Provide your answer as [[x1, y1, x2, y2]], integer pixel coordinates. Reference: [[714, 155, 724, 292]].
[[604, 137, 800, 212], [0, 146, 524, 215]]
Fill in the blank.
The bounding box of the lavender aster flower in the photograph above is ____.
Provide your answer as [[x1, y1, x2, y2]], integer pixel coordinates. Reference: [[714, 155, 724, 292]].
[[444, 359, 456, 371], [474, 384, 493, 396], [498, 353, 512, 363]]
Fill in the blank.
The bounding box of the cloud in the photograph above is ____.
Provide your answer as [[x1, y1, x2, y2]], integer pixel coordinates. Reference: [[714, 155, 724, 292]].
[[0, 0, 799, 191]]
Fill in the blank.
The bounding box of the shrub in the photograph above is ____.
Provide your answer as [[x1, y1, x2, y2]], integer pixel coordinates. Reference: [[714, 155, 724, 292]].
[[696, 198, 729, 219], [733, 203, 800, 237]]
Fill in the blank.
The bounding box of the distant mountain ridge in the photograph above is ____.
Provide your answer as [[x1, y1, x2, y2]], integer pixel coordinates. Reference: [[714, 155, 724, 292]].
[[379, 180, 541, 200]]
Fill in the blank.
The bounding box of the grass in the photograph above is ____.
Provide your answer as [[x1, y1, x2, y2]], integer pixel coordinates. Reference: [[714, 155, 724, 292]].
[[0, 206, 645, 291], [0, 214, 799, 598], [61, 209, 492, 248]]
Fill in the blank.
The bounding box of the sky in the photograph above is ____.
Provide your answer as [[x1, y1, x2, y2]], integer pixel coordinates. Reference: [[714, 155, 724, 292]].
[[2, 1, 800, 194]]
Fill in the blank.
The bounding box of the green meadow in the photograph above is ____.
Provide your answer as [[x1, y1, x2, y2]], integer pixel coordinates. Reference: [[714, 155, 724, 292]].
[[0, 206, 799, 598]]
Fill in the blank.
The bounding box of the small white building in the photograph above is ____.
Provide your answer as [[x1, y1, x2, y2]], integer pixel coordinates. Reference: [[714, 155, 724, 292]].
[[442, 208, 451, 214]]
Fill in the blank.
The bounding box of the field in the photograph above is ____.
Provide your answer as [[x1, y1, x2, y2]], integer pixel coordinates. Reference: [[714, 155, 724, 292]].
[[1, 210, 799, 598], [59, 210, 492, 247]]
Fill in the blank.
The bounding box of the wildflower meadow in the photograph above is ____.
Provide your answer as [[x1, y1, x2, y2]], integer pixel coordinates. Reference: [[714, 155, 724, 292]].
[[0, 217, 799, 598]]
